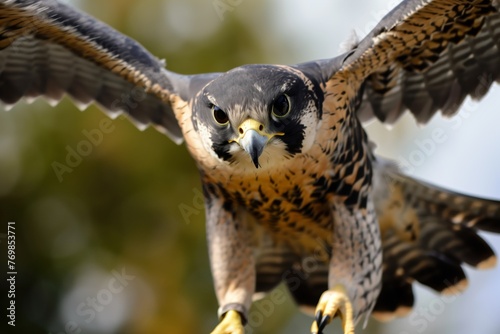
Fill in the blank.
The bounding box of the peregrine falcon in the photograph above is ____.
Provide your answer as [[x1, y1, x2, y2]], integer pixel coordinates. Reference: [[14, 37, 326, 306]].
[[1, 0, 500, 333]]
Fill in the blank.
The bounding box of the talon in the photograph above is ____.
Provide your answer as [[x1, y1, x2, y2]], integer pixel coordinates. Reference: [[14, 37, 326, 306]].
[[313, 310, 327, 334], [211, 310, 244, 334], [315, 310, 323, 331], [318, 314, 331, 331], [310, 285, 355, 334], [315, 310, 323, 326]]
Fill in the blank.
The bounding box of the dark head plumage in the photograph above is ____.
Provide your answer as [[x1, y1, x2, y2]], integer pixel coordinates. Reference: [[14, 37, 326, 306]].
[[192, 64, 324, 169]]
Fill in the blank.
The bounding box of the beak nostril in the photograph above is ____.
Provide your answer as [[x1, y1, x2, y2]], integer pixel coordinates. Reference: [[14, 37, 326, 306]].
[[259, 124, 263, 131], [239, 128, 244, 134]]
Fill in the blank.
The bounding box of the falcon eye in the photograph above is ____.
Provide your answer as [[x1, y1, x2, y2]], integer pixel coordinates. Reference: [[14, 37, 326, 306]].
[[212, 105, 229, 125], [272, 94, 291, 118]]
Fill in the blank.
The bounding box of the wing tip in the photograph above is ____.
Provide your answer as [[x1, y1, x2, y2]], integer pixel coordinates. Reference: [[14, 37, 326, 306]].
[[441, 278, 468, 295], [1, 103, 15, 111], [476, 255, 497, 270], [372, 305, 412, 322], [154, 124, 184, 145]]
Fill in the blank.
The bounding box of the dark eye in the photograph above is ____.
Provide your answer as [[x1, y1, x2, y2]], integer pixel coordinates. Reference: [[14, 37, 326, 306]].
[[272, 94, 291, 118], [212, 105, 229, 125]]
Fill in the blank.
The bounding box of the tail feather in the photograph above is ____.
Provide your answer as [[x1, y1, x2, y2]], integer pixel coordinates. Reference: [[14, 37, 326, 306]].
[[372, 161, 499, 321]]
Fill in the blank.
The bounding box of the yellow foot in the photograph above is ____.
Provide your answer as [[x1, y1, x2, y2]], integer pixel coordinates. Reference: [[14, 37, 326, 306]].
[[310, 285, 355, 334], [211, 310, 244, 334]]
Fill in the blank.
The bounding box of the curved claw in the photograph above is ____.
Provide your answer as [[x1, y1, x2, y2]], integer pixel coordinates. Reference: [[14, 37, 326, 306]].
[[318, 314, 331, 332], [315, 310, 323, 325], [312, 311, 331, 334], [310, 285, 355, 334], [211, 310, 244, 334], [313, 310, 331, 334]]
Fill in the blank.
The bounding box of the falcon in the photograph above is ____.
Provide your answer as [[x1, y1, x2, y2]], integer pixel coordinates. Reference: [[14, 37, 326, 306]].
[[1, 0, 500, 333]]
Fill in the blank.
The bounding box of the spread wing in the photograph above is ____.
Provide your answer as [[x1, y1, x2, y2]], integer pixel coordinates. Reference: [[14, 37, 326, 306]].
[[0, 0, 215, 144], [342, 0, 500, 124], [318, 0, 500, 320]]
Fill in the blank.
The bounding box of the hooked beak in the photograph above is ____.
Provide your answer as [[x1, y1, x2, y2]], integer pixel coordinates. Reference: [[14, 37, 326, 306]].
[[231, 119, 283, 168]]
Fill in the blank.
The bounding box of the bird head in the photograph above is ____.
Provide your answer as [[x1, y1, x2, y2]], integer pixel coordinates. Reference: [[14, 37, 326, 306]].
[[192, 64, 323, 169]]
